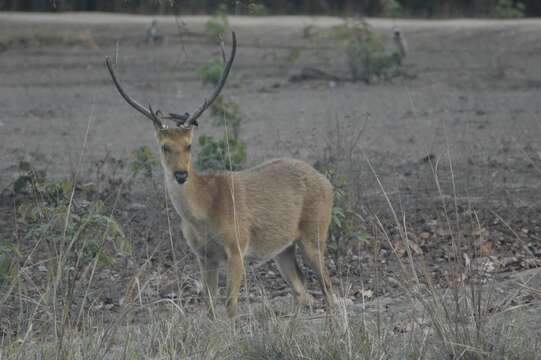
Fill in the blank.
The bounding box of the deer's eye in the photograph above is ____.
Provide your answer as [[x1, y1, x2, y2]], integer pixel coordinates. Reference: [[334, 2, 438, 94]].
[[162, 144, 171, 153], [186, 144, 192, 152]]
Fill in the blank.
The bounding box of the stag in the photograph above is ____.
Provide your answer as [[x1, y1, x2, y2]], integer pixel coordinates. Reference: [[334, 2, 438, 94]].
[[105, 32, 335, 318]]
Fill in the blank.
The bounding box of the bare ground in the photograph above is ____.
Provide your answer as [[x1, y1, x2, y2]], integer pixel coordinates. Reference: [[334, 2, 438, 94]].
[[0, 13, 540, 341]]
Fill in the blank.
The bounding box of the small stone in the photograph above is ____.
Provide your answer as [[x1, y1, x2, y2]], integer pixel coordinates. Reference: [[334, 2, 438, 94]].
[[500, 257, 520, 268], [193, 280, 204, 294], [162, 292, 177, 300], [359, 289, 373, 299]]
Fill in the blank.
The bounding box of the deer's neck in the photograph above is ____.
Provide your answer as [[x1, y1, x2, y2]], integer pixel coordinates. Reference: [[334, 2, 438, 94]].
[[166, 166, 213, 223]]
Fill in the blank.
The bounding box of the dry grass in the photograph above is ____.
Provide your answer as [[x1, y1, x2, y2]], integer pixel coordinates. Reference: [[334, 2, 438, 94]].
[[1, 19, 540, 360], [2, 136, 538, 359]]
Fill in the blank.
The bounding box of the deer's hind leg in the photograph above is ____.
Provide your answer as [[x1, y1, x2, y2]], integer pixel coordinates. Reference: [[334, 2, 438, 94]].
[[299, 219, 335, 310], [275, 244, 312, 306]]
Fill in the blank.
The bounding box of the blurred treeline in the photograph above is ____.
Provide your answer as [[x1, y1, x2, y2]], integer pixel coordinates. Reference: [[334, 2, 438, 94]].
[[1, 0, 540, 17]]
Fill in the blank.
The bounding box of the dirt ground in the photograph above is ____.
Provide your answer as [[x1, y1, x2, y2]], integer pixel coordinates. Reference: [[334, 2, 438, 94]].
[[1, 13, 540, 335]]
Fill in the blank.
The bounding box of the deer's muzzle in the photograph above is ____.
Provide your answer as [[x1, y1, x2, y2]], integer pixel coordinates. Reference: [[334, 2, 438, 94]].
[[174, 170, 188, 184]]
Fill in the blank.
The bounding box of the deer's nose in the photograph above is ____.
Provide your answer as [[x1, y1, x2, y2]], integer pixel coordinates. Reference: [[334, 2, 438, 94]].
[[174, 171, 188, 184]]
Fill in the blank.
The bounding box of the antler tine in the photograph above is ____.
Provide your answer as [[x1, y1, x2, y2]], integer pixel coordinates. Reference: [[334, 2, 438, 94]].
[[105, 57, 164, 129], [185, 31, 237, 125]]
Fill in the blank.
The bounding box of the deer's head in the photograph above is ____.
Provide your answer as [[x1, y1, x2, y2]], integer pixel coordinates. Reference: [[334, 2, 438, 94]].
[[105, 32, 237, 185]]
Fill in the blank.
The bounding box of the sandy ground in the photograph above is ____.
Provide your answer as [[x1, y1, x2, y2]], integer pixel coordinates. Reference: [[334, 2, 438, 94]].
[[1, 14, 541, 195], [0, 13, 540, 333]]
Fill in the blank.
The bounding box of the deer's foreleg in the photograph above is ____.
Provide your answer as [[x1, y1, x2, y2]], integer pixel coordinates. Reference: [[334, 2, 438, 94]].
[[198, 256, 220, 319], [225, 252, 244, 318]]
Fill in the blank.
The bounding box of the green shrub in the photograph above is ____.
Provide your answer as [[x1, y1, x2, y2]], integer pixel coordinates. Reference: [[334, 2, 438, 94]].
[[315, 162, 365, 263], [14, 162, 130, 269], [247, 1, 268, 16], [492, 0, 525, 18], [319, 19, 402, 83], [206, 12, 229, 38], [195, 32, 248, 172], [210, 95, 242, 138], [130, 145, 159, 178], [197, 60, 225, 86], [197, 134, 246, 171], [382, 0, 403, 17]]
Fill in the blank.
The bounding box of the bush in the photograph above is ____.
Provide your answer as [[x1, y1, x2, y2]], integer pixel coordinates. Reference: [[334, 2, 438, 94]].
[[319, 19, 402, 83], [315, 162, 365, 263], [130, 145, 159, 178], [382, 0, 403, 17], [13, 161, 130, 269], [210, 95, 242, 138], [247, 1, 268, 16], [197, 60, 225, 86], [197, 92, 247, 172], [492, 0, 525, 18], [197, 134, 246, 171], [206, 10, 229, 38]]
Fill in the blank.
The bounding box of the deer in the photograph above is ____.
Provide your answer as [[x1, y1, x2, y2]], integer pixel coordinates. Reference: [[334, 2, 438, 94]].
[[105, 32, 335, 318]]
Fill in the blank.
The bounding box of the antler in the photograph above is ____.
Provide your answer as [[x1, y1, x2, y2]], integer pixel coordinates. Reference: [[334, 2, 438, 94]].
[[105, 31, 237, 129], [163, 31, 237, 127], [105, 57, 165, 129]]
